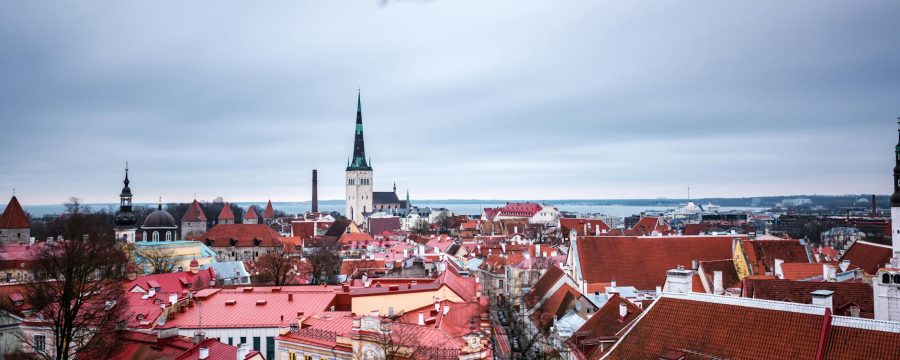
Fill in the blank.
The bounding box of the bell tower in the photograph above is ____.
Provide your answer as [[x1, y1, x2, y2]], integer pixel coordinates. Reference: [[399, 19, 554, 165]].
[[345, 90, 373, 223], [114, 162, 138, 243]]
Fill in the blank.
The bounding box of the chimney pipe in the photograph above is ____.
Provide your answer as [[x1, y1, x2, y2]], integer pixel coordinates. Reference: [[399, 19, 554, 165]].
[[199, 347, 209, 359], [619, 303, 627, 318], [713, 270, 724, 295], [312, 169, 318, 213]]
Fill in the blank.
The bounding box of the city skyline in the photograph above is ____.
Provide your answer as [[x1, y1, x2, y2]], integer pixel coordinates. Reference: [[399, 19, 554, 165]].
[[1, 1, 899, 204]]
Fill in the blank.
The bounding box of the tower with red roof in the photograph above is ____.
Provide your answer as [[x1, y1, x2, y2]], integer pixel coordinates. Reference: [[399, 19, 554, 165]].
[[218, 203, 235, 225], [243, 206, 258, 225], [0, 195, 30, 243], [263, 199, 275, 223], [181, 199, 208, 239]]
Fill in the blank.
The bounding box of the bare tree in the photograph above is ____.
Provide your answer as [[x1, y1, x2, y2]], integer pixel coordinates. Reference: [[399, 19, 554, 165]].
[[257, 247, 296, 286], [305, 239, 341, 285], [498, 295, 563, 360], [356, 319, 425, 360], [19, 211, 128, 360], [135, 246, 178, 274]]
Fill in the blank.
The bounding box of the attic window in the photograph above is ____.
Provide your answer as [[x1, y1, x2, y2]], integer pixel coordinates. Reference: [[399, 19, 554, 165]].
[[225, 300, 237, 306], [153, 299, 162, 304], [136, 314, 145, 320]]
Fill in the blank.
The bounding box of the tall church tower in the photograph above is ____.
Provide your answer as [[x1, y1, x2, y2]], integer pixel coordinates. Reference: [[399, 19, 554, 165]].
[[875, 119, 900, 321], [346, 91, 373, 223], [114, 163, 138, 243]]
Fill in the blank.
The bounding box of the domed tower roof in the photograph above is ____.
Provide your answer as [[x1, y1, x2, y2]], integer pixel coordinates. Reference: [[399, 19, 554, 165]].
[[143, 199, 176, 228]]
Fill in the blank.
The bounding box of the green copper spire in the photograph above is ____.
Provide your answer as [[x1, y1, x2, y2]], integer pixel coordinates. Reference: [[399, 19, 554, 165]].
[[347, 90, 372, 171]]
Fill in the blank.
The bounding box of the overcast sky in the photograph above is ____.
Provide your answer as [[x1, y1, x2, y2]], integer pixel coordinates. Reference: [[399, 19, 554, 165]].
[[1, 1, 899, 205]]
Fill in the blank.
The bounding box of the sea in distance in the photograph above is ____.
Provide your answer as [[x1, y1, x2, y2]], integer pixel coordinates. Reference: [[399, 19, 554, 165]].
[[15, 200, 764, 218]]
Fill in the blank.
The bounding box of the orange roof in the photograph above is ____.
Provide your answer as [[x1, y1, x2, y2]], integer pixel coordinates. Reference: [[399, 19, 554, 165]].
[[264, 200, 275, 218], [198, 224, 283, 247], [0, 196, 29, 229], [338, 232, 373, 244], [781, 262, 828, 280], [566, 294, 642, 360], [243, 206, 258, 222], [181, 199, 207, 222], [218, 203, 235, 221], [560, 218, 610, 236], [524, 265, 566, 308], [840, 240, 892, 275]]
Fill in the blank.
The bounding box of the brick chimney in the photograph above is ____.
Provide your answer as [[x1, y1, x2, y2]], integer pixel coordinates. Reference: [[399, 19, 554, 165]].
[[312, 169, 318, 213]]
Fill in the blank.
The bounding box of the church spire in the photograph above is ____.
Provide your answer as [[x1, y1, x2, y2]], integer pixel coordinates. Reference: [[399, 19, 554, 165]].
[[892, 118, 900, 207], [114, 162, 136, 227], [347, 90, 372, 171]]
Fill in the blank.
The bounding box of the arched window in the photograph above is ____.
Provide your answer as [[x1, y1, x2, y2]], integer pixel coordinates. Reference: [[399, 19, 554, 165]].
[[165, 232, 172, 241], [143, 231, 147, 241], [152, 232, 159, 241]]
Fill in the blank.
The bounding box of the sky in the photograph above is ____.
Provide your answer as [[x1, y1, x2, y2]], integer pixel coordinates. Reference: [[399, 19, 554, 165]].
[[1, 1, 899, 205]]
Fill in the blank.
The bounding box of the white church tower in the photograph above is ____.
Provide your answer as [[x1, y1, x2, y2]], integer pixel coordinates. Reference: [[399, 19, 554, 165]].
[[345, 91, 373, 224], [875, 118, 900, 321]]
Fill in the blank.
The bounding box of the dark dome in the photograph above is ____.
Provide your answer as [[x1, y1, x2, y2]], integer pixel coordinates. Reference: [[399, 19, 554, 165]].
[[143, 209, 176, 228]]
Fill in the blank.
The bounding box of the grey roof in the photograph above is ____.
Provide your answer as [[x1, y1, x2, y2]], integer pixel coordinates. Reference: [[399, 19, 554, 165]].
[[201, 261, 249, 280], [373, 191, 402, 204]]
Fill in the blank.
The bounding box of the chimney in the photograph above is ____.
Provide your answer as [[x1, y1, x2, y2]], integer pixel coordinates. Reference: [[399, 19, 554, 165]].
[[618, 303, 627, 319], [595, 224, 600, 236], [872, 194, 877, 217], [609, 280, 618, 293], [691, 259, 698, 271], [312, 169, 318, 213], [535, 244, 541, 257], [288, 293, 294, 301], [193, 331, 205, 344], [500, 242, 506, 253], [713, 271, 724, 295], [664, 266, 693, 294], [236, 343, 250, 360], [823, 264, 834, 281], [774, 259, 785, 279], [198, 347, 209, 359], [418, 311, 425, 326], [811, 290, 834, 310]]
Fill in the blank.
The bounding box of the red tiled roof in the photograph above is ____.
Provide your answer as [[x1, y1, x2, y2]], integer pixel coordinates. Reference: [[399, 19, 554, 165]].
[[243, 206, 258, 222], [604, 295, 827, 360], [698, 259, 741, 291], [100, 331, 251, 360], [575, 235, 739, 291], [166, 287, 338, 329], [566, 294, 642, 360], [264, 200, 275, 219], [368, 217, 401, 237], [682, 223, 712, 236], [743, 239, 810, 275], [0, 196, 30, 229], [525, 265, 566, 308], [742, 278, 874, 318], [198, 224, 283, 247], [781, 262, 829, 280], [529, 283, 580, 334], [840, 240, 892, 275], [218, 203, 235, 221], [630, 217, 671, 235], [340, 259, 386, 276], [124, 269, 215, 295], [338, 232, 374, 244], [181, 199, 207, 222], [560, 218, 611, 236], [498, 202, 543, 218], [825, 320, 900, 359]]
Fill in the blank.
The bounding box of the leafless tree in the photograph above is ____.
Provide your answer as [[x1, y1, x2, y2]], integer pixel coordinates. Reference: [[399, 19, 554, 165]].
[[257, 247, 296, 286], [305, 239, 342, 285], [358, 319, 424, 360], [136, 246, 178, 274], [18, 210, 128, 360], [498, 294, 563, 360]]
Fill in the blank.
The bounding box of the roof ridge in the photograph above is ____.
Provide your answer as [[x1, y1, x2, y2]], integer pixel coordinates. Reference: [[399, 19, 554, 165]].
[[854, 240, 891, 248], [831, 315, 900, 333], [660, 292, 827, 315]]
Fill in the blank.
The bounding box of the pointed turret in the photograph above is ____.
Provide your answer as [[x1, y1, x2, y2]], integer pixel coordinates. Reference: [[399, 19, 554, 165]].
[[243, 206, 259, 225], [347, 90, 372, 171], [0, 196, 30, 230], [181, 199, 208, 240], [218, 202, 235, 225], [263, 200, 275, 220]]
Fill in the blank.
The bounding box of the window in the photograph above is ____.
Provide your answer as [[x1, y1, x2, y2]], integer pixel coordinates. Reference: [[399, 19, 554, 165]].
[[228, 337, 233, 345], [240, 337, 246, 346], [152, 232, 159, 241], [253, 336, 260, 351], [288, 353, 297, 360], [34, 334, 45, 352], [266, 336, 275, 359], [165, 232, 171, 241], [304, 356, 313, 360]]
